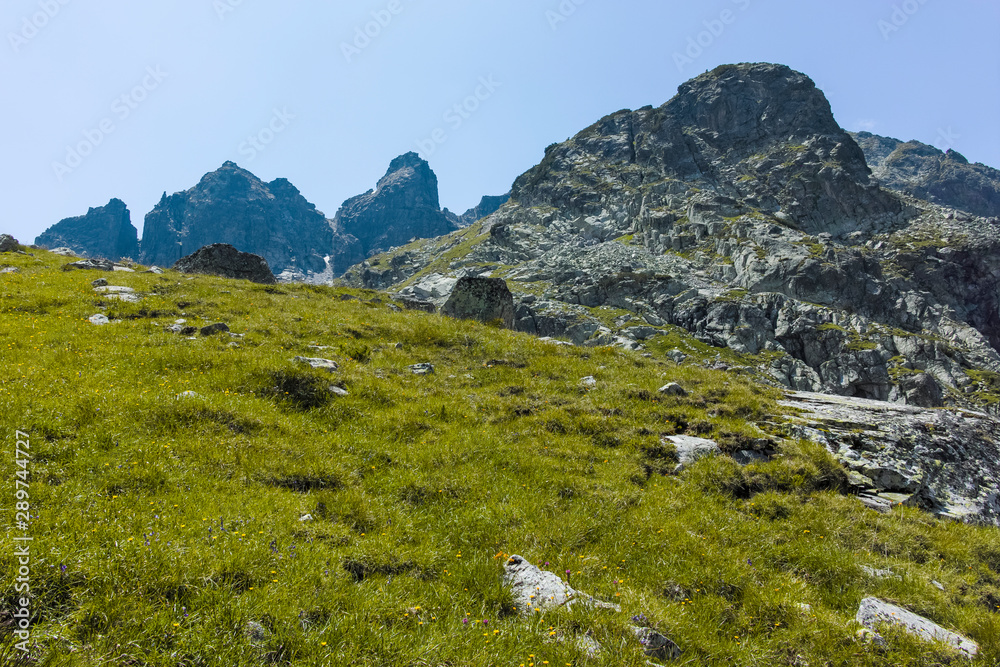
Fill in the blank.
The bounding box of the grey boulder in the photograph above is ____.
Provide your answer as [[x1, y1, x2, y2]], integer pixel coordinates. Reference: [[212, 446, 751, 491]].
[[440, 276, 515, 329], [0, 235, 19, 252], [173, 243, 276, 284]]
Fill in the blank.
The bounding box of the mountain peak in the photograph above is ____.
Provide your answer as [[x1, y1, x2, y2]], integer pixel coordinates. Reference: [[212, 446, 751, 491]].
[[386, 151, 427, 174]]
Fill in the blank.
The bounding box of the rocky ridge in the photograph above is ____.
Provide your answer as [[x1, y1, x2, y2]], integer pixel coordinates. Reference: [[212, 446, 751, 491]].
[[852, 132, 1000, 218], [342, 63, 1000, 417]]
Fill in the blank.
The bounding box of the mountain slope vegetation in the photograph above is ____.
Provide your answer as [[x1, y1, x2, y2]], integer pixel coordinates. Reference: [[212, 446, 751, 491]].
[[2, 248, 1000, 665]]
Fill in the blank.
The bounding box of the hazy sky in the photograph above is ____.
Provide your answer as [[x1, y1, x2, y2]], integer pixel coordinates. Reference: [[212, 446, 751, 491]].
[[5, 0, 999, 244]]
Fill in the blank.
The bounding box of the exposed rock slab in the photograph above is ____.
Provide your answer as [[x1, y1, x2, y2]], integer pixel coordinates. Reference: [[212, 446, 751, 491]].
[[782, 391, 1000, 525], [173, 243, 276, 284], [856, 597, 978, 658]]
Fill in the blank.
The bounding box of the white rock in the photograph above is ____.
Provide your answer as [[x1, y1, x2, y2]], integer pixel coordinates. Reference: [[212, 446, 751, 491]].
[[293, 357, 339, 372], [503, 554, 620, 615], [93, 286, 135, 293], [658, 382, 688, 396], [856, 597, 978, 658], [666, 435, 720, 471], [88, 314, 110, 326], [580, 376, 597, 387]]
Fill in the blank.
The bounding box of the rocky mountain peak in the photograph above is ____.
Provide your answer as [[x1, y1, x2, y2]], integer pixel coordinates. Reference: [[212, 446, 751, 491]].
[[331, 153, 458, 261], [34, 197, 139, 261], [514, 62, 899, 237], [139, 162, 336, 276], [373, 151, 441, 210]]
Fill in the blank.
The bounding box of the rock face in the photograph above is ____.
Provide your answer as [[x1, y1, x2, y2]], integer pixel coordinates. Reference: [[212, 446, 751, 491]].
[[330, 153, 460, 269], [173, 243, 277, 284], [783, 391, 1000, 525], [340, 63, 1000, 418], [35, 199, 139, 261], [856, 597, 978, 658], [852, 132, 1000, 218], [140, 162, 344, 278], [440, 276, 515, 328], [451, 193, 511, 226]]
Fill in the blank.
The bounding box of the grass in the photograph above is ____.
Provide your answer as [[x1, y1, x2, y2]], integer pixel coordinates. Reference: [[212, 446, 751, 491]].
[[2, 249, 1000, 665]]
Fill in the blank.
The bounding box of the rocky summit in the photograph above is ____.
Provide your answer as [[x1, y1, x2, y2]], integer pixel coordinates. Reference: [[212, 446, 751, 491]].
[[35, 198, 140, 261], [330, 152, 462, 270], [343, 63, 1000, 417], [139, 161, 344, 279]]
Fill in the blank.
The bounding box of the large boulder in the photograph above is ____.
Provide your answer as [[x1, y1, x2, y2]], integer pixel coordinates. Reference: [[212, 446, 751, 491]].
[[0, 235, 19, 253], [440, 276, 515, 329], [173, 243, 276, 284]]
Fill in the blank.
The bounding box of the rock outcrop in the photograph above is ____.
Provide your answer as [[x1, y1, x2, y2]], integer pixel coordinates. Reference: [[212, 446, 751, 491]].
[[173, 243, 277, 284], [340, 63, 1000, 417], [852, 132, 1000, 218], [140, 162, 345, 279], [782, 391, 1000, 525], [35, 199, 139, 261], [330, 153, 460, 269]]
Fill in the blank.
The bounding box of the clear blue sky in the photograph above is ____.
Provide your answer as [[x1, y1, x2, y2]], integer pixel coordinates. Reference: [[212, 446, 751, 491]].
[[4, 0, 999, 244]]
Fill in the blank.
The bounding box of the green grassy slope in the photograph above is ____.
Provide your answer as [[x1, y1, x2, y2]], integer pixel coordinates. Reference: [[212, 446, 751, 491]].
[[2, 249, 1000, 666]]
